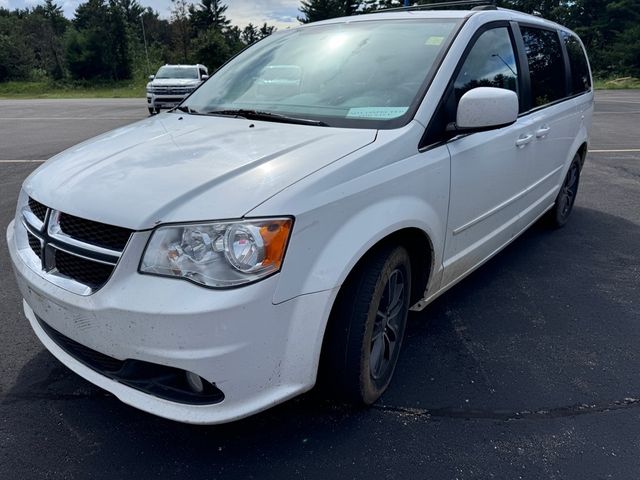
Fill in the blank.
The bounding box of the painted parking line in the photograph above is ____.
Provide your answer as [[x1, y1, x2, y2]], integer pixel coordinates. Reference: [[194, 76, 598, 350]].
[[589, 149, 640, 153], [596, 100, 640, 105], [0, 160, 46, 163], [594, 111, 640, 115]]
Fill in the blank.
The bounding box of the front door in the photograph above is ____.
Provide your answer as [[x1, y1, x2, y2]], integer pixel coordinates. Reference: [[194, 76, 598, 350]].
[[441, 25, 534, 287]]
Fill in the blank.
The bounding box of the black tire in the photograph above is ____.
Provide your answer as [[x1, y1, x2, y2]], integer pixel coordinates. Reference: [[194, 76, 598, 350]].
[[319, 245, 412, 405], [148, 107, 155, 115], [546, 154, 581, 228]]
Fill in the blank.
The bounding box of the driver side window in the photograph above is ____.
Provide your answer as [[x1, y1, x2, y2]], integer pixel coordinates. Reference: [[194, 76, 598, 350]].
[[454, 27, 519, 104], [422, 26, 520, 148]]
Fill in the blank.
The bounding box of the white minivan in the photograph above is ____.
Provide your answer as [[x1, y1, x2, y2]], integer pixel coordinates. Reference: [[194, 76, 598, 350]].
[[7, 5, 593, 424]]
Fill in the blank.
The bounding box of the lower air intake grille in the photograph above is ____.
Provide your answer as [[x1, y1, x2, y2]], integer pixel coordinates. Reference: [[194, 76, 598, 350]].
[[38, 317, 125, 372], [36, 316, 225, 405]]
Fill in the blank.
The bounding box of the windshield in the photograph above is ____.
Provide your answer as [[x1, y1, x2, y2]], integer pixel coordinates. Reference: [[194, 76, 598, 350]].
[[156, 67, 199, 80], [183, 19, 460, 128]]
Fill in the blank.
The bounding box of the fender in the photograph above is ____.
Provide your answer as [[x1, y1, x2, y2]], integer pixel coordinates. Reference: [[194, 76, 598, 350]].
[[247, 122, 452, 305], [275, 195, 444, 305]]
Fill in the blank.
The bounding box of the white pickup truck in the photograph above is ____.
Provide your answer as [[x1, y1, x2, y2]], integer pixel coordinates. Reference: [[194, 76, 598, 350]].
[[146, 64, 209, 114]]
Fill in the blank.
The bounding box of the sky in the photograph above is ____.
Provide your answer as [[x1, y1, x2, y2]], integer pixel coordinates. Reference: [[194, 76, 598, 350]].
[[0, 0, 302, 29]]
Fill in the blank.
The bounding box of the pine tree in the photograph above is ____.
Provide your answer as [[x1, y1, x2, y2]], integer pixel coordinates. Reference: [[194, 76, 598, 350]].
[[241, 23, 259, 45], [170, 0, 191, 63], [298, 0, 360, 23], [190, 0, 231, 32]]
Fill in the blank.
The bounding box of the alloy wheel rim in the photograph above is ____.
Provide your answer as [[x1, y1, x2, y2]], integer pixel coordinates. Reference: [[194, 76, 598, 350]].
[[559, 163, 579, 218], [370, 269, 406, 381]]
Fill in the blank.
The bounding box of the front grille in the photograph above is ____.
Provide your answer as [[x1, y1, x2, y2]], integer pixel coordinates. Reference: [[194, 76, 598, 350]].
[[55, 249, 115, 289], [157, 97, 184, 103], [22, 199, 132, 293], [28, 197, 47, 222], [59, 213, 133, 251], [153, 86, 193, 95], [27, 232, 42, 259]]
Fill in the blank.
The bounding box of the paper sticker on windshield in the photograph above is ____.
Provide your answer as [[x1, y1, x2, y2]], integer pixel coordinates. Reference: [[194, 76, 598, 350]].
[[425, 36, 444, 46], [346, 107, 409, 119]]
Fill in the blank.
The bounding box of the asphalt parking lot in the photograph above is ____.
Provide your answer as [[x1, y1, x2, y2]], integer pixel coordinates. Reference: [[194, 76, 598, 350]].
[[1, 91, 639, 479]]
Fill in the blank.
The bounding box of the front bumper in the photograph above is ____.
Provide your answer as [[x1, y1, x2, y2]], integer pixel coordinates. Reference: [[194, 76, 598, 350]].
[[7, 220, 338, 424]]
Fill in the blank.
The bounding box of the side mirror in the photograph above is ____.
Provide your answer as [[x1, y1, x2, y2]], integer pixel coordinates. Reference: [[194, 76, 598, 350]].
[[201, 74, 209, 80], [449, 87, 519, 133], [148, 75, 155, 81]]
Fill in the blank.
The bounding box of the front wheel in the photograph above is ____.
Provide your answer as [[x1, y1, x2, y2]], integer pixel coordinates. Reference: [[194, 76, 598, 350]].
[[546, 154, 581, 228], [320, 245, 412, 405]]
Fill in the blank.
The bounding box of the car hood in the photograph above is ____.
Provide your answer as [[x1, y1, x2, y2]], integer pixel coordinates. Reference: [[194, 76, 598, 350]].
[[24, 114, 377, 230]]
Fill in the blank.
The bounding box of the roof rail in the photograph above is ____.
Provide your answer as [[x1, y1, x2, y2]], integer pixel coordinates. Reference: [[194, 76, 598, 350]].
[[377, 0, 495, 13]]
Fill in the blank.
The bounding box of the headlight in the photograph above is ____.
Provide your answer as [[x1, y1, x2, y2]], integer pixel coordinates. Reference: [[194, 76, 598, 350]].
[[140, 218, 293, 288]]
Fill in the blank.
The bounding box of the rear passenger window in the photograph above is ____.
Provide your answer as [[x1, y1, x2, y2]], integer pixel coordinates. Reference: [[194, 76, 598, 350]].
[[562, 32, 591, 94], [454, 27, 519, 104], [521, 26, 566, 108]]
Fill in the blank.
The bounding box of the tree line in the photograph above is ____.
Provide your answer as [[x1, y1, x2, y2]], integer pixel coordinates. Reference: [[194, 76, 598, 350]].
[[0, 0, 275, 83], [0, 0, 638, 84]]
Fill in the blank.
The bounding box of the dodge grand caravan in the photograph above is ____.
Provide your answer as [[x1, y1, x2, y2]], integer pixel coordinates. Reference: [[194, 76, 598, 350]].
[[7, 5, 593, 424]]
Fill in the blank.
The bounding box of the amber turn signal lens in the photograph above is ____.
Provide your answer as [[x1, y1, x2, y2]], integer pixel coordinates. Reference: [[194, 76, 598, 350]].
[[260, 219, 292, 269]]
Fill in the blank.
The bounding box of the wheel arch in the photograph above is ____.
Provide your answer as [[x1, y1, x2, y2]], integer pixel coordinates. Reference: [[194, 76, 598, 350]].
[[576, 141, 588, 169], [338, 227, 435, 308], [316, 226, 435, 389]]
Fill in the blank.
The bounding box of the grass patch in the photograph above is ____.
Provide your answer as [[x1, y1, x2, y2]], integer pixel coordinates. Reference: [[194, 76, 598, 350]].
[[594, 77, 640, 90], [0, 80, 146, 99], [2, 76, 639, 99]]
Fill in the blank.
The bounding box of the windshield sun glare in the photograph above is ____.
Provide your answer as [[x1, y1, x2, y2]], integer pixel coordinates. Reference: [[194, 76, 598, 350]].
[[184, 19, 459, 128]]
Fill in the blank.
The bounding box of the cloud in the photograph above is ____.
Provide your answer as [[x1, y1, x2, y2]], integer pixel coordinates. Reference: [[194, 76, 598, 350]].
[[3, 0, 302, 29], [226, 0, 301, 29]]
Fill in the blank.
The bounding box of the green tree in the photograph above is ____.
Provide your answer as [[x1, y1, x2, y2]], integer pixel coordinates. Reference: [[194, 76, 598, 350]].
[[170, 0, 192, 63], [190, 0, 230, 32], [190, 26, 231, 69], [298, 0, 359, 23], [65, 0, 131, 80], [241, 23, 259, 44], [361, 0, 400, 12], [21, 1, 68, 79], [0, 29, 35, 80], [259, 23, 276, 39]]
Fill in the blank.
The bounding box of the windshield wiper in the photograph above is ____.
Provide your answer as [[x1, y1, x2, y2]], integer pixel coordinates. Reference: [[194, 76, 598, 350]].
[[204, 109, 328, 127]]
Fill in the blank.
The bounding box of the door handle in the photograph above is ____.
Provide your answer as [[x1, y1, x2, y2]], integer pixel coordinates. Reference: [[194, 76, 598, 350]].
[[516, 134, 534, 148], [536, 126, 551, 138]]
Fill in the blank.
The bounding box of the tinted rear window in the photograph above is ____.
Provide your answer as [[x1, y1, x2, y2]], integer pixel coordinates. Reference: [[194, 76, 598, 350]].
[[521, 26, 566, 108], [562, 32, 591, 95]]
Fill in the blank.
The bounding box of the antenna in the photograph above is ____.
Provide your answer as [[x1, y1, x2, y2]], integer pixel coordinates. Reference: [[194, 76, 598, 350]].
[[141, 17, 151, 75]]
